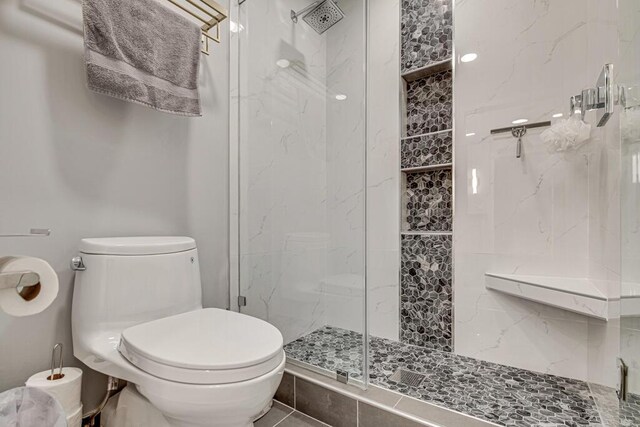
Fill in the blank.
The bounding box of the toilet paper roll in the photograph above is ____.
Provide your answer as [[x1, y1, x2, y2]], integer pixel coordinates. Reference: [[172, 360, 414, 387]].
[[66, 403, 83, 427], [0, 256, 58, 316], [26, 367, 82, 415]]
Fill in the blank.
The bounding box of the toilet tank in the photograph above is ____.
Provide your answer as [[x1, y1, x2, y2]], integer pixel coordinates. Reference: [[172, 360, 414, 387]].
[[72, 237, 202, 344]]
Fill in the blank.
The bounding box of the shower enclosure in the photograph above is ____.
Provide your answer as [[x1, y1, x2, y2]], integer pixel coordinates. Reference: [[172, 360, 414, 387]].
[[230, 0, 369, 384], [231, 0, 640, 425]]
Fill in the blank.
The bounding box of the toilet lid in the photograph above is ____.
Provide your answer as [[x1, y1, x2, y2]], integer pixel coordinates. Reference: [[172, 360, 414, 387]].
[[119, 308, 284, 384]]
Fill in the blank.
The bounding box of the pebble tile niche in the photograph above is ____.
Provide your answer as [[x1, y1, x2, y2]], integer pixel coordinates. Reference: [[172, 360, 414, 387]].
[[401, 0, 453, 74], [400, 0, 453, 351], [405, 70, 453, 137], [404, 169, 452, 232], [401, 131, 452, 169]]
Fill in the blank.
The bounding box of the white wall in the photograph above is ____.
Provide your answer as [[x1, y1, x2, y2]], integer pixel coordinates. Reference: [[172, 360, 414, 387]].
[[454, 0, 620, 382], [0, 0, 230, 407]]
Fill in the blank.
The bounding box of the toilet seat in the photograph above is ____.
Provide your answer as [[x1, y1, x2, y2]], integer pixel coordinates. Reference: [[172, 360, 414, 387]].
[[118, 308, 284, 385]]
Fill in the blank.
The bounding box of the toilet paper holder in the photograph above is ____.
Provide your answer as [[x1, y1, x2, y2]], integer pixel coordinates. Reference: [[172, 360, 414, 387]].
[[48, 343, 65, 381], [0, 270, 41, 301], [0, 228, 51, 238]]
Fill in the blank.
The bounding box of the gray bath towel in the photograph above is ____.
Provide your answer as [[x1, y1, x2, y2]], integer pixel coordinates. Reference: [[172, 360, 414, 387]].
[[82, 0, 202, 116]]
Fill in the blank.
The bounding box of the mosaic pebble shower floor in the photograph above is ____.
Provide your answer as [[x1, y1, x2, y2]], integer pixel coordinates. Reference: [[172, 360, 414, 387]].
[[285, 326, 640, 427]]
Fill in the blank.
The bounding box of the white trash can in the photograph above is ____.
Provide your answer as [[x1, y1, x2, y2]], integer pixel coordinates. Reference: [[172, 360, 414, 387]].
[[0, 386, 67, 427]]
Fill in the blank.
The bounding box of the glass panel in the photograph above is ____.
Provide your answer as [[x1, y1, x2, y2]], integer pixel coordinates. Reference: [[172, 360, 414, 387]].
[[619, 0, 640, 422], [234, 0, 367, 385]]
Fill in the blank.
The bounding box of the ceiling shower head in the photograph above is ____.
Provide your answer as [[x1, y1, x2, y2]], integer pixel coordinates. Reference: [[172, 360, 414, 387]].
[[291, 0, 345, 34]]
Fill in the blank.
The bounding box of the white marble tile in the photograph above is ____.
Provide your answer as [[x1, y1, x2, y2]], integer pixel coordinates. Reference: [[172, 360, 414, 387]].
[[587, 316, 620, 389], [455, 304, 589, 381], [621, 318, 640, 394], [368, 249, 400, 341], [618, 0, 640, 395], [454, 0, 622, 382], [234, 0, 369, 344], [485, 274, 610, 321], [366, 0, 401, 340]]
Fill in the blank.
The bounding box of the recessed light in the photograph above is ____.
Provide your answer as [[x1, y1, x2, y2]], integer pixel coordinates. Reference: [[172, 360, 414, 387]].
[[512, 118, 528, 124], [276, 59, 290, 68], [466, 132, 476, 137], [552, 113, 563, 118], [335, 94, 347, 101], [461, 53, 478, 63]]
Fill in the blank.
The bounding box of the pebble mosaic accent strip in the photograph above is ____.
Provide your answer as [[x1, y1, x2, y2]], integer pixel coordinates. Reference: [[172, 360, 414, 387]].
[[401, 0, 453, 74], [406, 70, 452, 136], [401, 131, 452, 169], [400, 234, 452, 351], [404, 169, 452, 232], [285, 326, 608, 427]]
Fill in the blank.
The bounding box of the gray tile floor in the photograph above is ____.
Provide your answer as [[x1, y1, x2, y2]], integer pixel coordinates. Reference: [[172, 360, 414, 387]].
[[285, 326, 637, 427], [256, 401, 330, 427]]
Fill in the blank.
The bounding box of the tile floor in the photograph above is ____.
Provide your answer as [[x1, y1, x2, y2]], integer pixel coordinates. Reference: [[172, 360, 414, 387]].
[[284, 326, 640, 427], [256, 401, 329, 427]]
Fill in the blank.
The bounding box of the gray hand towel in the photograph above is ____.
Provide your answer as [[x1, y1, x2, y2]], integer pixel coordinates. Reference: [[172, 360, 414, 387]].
[[82, 0, 202, 116]]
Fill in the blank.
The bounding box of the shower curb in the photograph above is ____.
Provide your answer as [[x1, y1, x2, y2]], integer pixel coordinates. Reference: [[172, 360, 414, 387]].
[[277, 362, 498, 427]]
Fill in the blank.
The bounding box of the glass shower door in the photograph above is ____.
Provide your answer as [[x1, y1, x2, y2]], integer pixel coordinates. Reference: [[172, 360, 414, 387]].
[[619, 0, 640, 421], [233, 0, 368, 385]]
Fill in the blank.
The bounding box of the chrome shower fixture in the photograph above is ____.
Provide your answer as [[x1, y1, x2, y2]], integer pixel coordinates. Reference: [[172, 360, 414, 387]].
[[291, 0, 345, 34]]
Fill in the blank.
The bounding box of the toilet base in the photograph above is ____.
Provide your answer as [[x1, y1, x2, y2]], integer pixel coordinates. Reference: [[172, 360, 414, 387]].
[[164, 404, 274, 427], [138, 355, 285, 427], [165, 416, 253, 427]]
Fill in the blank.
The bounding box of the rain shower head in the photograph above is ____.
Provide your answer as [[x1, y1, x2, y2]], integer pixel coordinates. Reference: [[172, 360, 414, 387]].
[[291, 0, 345, 34]]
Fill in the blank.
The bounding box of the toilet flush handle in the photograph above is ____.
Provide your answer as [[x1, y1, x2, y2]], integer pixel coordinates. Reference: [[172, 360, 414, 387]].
[[70, 256, 86, 271]]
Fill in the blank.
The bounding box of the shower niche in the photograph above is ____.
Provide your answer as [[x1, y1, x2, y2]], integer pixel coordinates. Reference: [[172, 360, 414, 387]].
[[399, 0, 454, 352]]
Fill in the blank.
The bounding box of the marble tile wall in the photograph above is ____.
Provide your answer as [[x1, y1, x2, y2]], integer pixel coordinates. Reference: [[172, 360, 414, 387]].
[[367, 0, 401, 341], [617, 0, 640, 399], [235, 0, 368, 345], [236, 0, 328, 344], [400, 234, 453, 351], [406, 70, 452, 136], [401, 0, 453, 74], [325, 0, 367, 336], [453, 0, 622, 385]]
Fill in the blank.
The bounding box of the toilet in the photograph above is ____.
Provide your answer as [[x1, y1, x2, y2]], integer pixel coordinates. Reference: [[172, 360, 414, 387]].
[[71, 236, 285, 427]]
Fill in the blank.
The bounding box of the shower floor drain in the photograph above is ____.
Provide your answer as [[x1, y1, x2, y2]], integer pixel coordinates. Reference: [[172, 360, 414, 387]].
[[388, 369, 426, 387]]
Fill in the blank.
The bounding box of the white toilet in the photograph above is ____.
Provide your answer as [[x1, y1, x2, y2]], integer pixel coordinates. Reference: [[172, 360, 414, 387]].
[[71, 236, 285, 427]]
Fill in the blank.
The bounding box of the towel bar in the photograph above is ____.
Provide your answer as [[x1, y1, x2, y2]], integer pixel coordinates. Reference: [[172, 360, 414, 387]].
[[164, 0, 228, 55]]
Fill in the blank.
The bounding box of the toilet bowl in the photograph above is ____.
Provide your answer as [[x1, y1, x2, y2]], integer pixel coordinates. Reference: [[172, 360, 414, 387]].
[[71, 237, 284, 427]]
